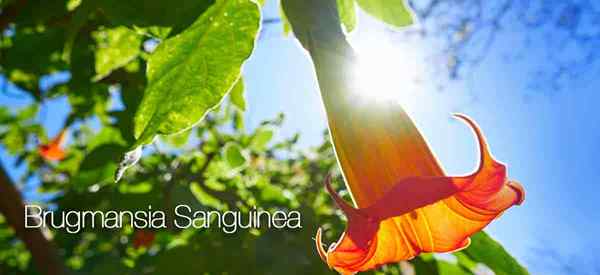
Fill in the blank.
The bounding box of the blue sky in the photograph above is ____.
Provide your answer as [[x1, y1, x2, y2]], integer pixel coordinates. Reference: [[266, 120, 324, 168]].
[[2, 1, 600, 274]]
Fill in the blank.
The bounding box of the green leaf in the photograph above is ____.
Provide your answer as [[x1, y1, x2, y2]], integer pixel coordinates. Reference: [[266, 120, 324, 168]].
[[163, 128, 192, 148], [355, 0, 414, 27], [222, 142, 248, 170], [249, 126, 274, 151], [462, 232, 529, 275], [74, 144, 128, 188], [74, 127, 128, 188], [118, 181, 153, 194], [411, 254, 439, 275], [0, 107, 11, 124], [279, 3, 292, 36], [87, 126, 127, 150], [260, 184, 286, 203], [230, 77, 246, 111], [454, 251, 478, 271], [190, 182, 225, 210], [133, 0, 261, 146], [438, 259, 474, 275], [336, 0, 357, 32], [16, 104, 39, 121], [93, 26, 142, 81]]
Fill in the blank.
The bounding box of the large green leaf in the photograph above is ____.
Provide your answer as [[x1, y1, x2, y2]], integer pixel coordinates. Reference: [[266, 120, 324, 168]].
[[92, 26, 142, 81], [336, 0, 357, 32], [462, 232, 529, 275], [355, 0, 414, 27], [133, 0, 261, 147]]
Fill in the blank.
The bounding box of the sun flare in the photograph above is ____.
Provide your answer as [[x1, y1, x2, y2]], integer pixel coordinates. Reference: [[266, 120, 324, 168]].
[[351, 37, 427, 109]]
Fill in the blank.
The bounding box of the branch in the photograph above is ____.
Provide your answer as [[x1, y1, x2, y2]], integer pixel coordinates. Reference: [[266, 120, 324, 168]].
[[0, 163, 64, 275]]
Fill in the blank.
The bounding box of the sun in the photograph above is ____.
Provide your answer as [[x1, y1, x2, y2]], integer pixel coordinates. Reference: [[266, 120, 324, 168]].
[[350, 36, 427, 109]]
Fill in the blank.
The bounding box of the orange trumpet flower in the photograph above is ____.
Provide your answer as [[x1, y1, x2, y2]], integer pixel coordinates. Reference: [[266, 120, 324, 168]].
[[39, 130, 67, 161], [279, 2, 524, 271], [316, 114, 524, 274]]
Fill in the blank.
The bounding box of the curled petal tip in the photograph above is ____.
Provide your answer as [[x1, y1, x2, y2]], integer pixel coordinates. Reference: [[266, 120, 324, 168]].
[[452, 113, 477, 130], [323, 175, 360, 219], [453, 113, 494, 168], [451, 112, 467, 119], [508, 180, 526, 205], [315, 228, 328, 264]]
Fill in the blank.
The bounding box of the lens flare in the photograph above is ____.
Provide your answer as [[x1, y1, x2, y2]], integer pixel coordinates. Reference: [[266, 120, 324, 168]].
[[352, 37, 426, 110]]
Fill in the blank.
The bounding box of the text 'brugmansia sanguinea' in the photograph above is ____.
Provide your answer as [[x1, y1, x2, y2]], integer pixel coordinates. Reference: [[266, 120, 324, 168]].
[[38, 129, 67, 161], [316, 114, 525, 274]]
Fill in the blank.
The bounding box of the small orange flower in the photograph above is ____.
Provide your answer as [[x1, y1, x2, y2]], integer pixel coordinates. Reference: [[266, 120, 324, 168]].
[[132, 230, 156, 249], [39, 130, 67, 161], [316, 115, 524, 274]]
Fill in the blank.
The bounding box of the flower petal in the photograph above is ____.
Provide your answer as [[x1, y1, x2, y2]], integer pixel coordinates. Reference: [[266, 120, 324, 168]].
[[39, 129, 67, 161], [318, 115, 524, 273]]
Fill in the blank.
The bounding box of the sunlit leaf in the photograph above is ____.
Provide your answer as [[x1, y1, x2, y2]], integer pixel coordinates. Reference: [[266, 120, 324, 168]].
[[230, 77, 246, 111], [355, 0, 414, 27], [438, 259, 474, 275], [279, 3, 292, 36], [336, 0, 356, 32], [454, 251, 478, 271], [163, 128, 192, 148], [260, 184, 286, 204], [462, 232, 530, 275], [118, 181, 153, 194], [133, 0, 261, 146], [249, 126, 274, 151], [222, 142, 248, 170], [190, 182, 226, 210], [93, 26, 142, 81]]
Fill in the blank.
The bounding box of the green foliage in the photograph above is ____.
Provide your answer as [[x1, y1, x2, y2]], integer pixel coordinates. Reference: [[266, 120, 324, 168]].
[[283, 0, 412, 34], [229, 78, 247, 111], [462, 232, 530, 275], [92, 26, 142, 81], [249, 126, 274, 150], [0, 215, 31, 273], [133, 0, 261, 146], [222, 142, 248, 171], [336, 0, 357, 32], [355, 0, 414, 27], [0, 0, 528, 274]]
